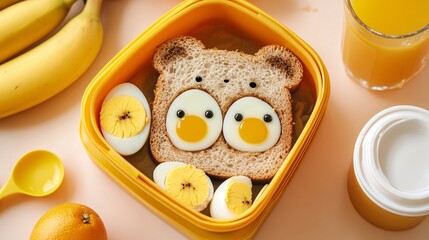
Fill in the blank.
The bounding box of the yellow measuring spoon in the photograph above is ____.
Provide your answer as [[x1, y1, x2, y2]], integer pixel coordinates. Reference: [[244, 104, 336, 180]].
[[0, 150, 64, 200]]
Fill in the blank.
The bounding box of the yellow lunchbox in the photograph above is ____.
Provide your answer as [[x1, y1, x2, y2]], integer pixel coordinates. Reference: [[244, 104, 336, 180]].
[[80, 0, 330, 239]]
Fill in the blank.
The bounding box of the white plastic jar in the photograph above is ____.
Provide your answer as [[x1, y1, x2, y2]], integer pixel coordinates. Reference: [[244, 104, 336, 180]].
[[348, 105, 429, 230]]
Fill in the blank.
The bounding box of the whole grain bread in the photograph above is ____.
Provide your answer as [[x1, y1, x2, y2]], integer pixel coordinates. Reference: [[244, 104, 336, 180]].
[[150, 36, 303, 182]]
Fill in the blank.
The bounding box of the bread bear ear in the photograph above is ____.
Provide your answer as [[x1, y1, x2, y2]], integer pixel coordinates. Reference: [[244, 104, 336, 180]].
[[256, 45, 303, 90], [153, 36, 205, 72]]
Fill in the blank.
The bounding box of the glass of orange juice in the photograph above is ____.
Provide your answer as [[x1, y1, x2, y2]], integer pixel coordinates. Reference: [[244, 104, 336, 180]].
[[342, 0, 429, 90]]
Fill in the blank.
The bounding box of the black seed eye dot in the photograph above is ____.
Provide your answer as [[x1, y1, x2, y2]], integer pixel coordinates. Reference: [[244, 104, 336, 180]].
[[195, 76, 202, 82], [224, 79, 229, 83], [249, 82, 257, 88], [176, 110, 185, 118], [263, 114, 273, 122], [205, 110, 213, 118], [234, 113, 243, 122]]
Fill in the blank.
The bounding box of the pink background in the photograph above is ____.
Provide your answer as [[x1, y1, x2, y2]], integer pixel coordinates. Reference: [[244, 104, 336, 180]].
[[1, 0, 428, 239]]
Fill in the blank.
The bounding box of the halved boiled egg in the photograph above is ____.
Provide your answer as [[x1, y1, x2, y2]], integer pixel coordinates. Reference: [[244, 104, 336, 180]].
[[223, 97, 281, 152], [210, 176, 253, 219], [153, 161, 214, 212], [99, 82, 151, 156], [166, 89, 222, 151]]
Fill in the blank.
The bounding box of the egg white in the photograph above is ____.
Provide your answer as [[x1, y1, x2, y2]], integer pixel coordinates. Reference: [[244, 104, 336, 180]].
[[166, 89, 222, 151], [153, 161, 214, 212], [101, 82, 151, 156], [223, 97, 281, 152], [210, 176, 252, 220]]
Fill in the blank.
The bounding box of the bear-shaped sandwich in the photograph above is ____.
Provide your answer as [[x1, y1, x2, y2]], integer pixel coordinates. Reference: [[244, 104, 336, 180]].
[[150, 36, 303, 182]]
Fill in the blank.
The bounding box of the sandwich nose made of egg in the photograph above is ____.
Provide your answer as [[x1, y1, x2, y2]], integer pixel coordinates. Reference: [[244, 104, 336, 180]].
[[166, 90, 281, 152]]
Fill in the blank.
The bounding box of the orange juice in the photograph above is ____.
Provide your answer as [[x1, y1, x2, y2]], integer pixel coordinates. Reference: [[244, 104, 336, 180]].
[[342, 0, 429, 90]]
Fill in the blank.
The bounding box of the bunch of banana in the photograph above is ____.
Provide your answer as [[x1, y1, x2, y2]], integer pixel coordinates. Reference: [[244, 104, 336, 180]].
[[0, 0, 77, 63], [0, 0, 103, 119]]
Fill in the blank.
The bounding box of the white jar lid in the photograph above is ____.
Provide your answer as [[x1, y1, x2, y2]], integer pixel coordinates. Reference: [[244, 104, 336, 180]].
[[354, 105, 429, 216]]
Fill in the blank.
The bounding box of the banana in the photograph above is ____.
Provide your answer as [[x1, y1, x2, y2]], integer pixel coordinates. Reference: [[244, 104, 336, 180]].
[[100, 96, 147, 138], [0, 0, 103, 119], [0, 0, 23, 10], [0, 0, 77, 63]]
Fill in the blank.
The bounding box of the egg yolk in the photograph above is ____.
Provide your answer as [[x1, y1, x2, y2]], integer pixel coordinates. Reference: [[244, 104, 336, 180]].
[[100, 95, 146, 138], [225, 181, 252, 215], [238, 118, 267, 144], [176, 115, 207, 142], [164, 165, 210, 209]]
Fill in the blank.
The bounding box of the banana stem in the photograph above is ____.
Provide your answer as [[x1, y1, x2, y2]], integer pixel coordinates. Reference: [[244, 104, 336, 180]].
[[82, 0, 103, 17]]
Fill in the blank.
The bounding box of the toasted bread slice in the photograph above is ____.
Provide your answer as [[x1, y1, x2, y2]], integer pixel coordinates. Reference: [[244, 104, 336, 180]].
[[150, 36, 303, 182]]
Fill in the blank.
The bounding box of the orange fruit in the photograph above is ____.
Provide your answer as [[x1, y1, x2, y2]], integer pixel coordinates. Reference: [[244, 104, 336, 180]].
[[30, 202, 108, 240]]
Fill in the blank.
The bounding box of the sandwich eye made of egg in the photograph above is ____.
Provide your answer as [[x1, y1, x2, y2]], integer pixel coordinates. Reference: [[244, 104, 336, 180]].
[[223, 97, 281, 152], [99, 83, 151, 156], [166, 89, 222, 151]]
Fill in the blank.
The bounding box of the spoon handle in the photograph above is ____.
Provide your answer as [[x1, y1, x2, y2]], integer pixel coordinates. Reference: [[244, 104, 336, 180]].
[[0, 179, 18, 200]]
